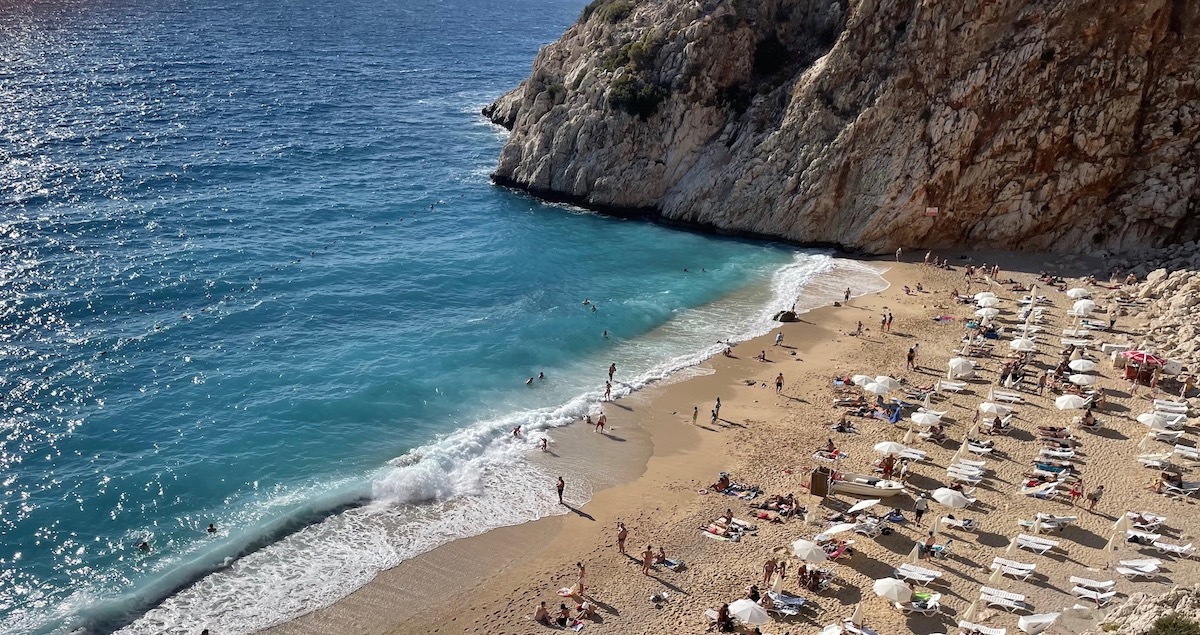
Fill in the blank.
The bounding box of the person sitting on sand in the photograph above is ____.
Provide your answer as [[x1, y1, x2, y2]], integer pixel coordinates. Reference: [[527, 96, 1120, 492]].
[[710, 473, 731, 491], [654, 546, 667, 565], [884, 508, 906, 523], [718, 508, 734, 528], [821, 438, 837, 454], [1081, 410, 1097, 426], [575, 600, 595, 620], [555, 604, 571, 627], [747, 584, 761, 602], [716, 603, 734, 632], [534, 601, 551, 626], [755, 350, 767, 361]]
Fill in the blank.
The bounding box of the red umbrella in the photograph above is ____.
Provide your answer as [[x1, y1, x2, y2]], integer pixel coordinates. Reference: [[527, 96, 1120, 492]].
[[1122, 350, 1166, 366]]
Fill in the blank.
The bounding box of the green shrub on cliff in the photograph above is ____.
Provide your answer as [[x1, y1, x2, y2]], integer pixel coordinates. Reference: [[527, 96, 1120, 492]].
[[1148, 615, 1200, 635], [581, 0, 636, 24], [608, 74, 667, 118]]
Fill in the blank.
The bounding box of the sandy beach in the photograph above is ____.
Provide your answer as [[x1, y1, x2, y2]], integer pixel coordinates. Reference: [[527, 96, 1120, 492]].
[[266, 253, 1200, 635]]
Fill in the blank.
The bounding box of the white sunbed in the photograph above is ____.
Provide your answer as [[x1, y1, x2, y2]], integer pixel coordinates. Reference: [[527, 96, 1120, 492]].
[[1115, 566, 1158, 580], [1129, 513, 1166, 530], [980, 591, 1033, 614], [1034, 513, 1078, 525], [1173, 445, 1200, 460], [991, 390, 1025, 404], [936, 380, 967, 393], [1149, 429, 1186, 443], [1153, 541, 1196, 558], [1153, 399, 1190, 413], [940, 516, 981, 531], [1040, 447, 1075, 460], [968, 443, 994, 455], [1126, 529, 1162, 543], [896, 563, 943, 580], [1071, 586, 1116, 606], [1016, 534, 1060, 554], [900, 448, 928, 462], [895, 592, 941, 616], [1069, 576, 1115, 591], [1138, 452, 1174, 469], [989, 561, 1036, 581], [959, 620, 1006, 635], [949, 464, 985, 476], [1165, 481, 1200, 496], [1018, 612, 1062, 635]]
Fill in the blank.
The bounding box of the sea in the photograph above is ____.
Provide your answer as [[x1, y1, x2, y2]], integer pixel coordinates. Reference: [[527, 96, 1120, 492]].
[[0, 0, 887, 632]]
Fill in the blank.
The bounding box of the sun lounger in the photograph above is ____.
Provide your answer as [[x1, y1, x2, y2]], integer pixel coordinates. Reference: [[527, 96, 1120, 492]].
[[1071, 586, 1116, 606], [1128, 512, 1167, 529], [1138, 453, 1174, 469], [1119, 558, 1163, 568], [936, 380, 967, 393], [1115, 566, 1158, 580], [1165, 482, 1200, 496], [989, 558, 1036, 580], [980, 588, 1032, 613], [959, 620, 1006, 635], [981, 586, 1025, 602], [1069, 576, 1115, 591], [940, 517, 981, 531], [1040, 447, 1075, 460], [1034, 513, 1078, 525], [1173, 444, 1200, 460], [1016, 534, 1059, 554], [1126, 529, 1162, 543], [895, 592, 941, 615], [1019, 482, 1059, 499], [1018, 612, 1062, 635], [843, 619, 880, 635], [1153, 541, 1196, 558], [948, 470, 983, 486], [768, 591, 807, 608], [991, 389, 1024, 404], [968, 443, 994, 455], [992, 557, 1035, 571], [1153, 400, 1189, 413], [899, 448, 928, 462]]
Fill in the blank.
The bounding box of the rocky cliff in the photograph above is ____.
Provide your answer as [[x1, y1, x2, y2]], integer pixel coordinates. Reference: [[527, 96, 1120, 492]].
[[485, 0, 1200, 254]]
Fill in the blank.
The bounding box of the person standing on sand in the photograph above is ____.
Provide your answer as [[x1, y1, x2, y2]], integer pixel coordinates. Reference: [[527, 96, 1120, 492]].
[[896, 247, 902, 261], [641, 545, 654, 575], [762, 558, 776, 586], [855, 321, 863, 335], [577, 562, 586, 592], [880, 315, 887, 333], [608, 363, 616, 382], [616, 522, 628, 555], [691, 406, 698, 425], [715, 397, 721, 418], [711, 409, 718, 425], [775, 333, 783, 346], [775, 373, 784, 394], [914, 493, 928, 525], [595, 412, 606, 433], [1069, 481, 1083, 506], [1087, 485, 1104, 510], [906, 346, 916, 370], [556, 477, 565, 504], [887, 313, 894, 331], [844, 288, 851, 303]]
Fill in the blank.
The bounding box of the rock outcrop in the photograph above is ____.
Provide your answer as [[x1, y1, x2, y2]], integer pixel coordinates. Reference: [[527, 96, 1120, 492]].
[[1104, 243, 1200, 371], [1087, 584, 1200, 634], [486, 0, 1200, 254]]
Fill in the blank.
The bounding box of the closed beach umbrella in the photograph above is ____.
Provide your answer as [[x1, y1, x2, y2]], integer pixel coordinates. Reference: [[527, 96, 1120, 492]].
[[874, 376, 902, 391], [962, 600, 980, 622], [848, 499, 881, 515], [790, 539, 828, 563], [1112, 514, 1132, 533], [1006, 537, 1019, 554], [1066, 288, 1090, 299], [902, 428, 914, 445], [931, 487, 970, 508], [1069, 374, 1096, 386], [851, 374, 874, 386], [1073, 299, 1097, 315], [729, 599, 770, 625], [1137, 434, 1154, 451], [849, 602, 865, 626], [987, 566, 1004, 584], [906, 544, 921, 564], [1055, 394, 1087, 410], [862, 382, 890, 395], [911, 412, 941, 426], [974, 292, 996, 300], [817, 625, 844, 635], [872, 577, 913, 603], [975, 307, 1000, 319], [978, 402, 1010, 416], [977, 297, 1000, 308], [931, 516, 941, 538], [1010, 338, 1037, 352], [1103, 532, 1120, 552], [770, 571, 784, 595], [1068, 359, 1097, 373]]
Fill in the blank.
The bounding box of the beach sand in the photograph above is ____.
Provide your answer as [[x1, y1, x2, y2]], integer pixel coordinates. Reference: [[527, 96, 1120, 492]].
[[265, 255, 1200, 635]]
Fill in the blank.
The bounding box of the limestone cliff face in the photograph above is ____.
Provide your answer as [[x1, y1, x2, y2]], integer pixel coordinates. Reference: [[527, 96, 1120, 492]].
[[486, 0, 1200, 254]]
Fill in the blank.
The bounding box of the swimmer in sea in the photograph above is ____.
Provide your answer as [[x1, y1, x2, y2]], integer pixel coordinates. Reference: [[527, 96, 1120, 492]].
[[540, 438, 548, 452], [137, 541, 151, 552], [512, 426, 522, 437], [207, 523, 217, 535], [538, 372, 545, 381], [525, 377, 534, 385], [603, 330, 608, 339]]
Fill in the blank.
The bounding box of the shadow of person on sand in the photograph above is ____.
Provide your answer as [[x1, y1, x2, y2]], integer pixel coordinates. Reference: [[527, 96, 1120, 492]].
[[564, 505, 595, 521]]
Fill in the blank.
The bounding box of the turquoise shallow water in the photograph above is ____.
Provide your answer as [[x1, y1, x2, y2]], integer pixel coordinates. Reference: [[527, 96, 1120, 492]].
[[0, 0, 886, 632]]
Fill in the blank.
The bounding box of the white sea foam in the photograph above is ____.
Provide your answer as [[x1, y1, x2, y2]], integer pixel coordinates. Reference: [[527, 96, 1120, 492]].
[[113, 252, 887, 635]]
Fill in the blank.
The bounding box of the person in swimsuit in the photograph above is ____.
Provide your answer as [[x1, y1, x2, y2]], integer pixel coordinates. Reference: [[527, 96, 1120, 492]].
[[556, 477, 565, 504], [616, 522, 627, 554], [534, 601, 550, 625], [641, 545, 654, 575]]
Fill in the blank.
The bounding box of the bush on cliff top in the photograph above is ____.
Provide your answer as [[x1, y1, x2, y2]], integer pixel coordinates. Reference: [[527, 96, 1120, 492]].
[[581, 0, 636, 24], [1149, 614, 1200, 635]]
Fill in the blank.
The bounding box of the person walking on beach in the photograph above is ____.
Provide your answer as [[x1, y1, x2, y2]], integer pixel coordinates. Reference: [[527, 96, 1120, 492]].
[[914, 493, 929, 525], [604, 381, 612, 401], [855, 321, 863, 336], [775, 373, 784, 394], [1087, 485, 1105, 511], [774, 333, 783, 346], [887, 312, 894, 331], [595, 412, 607, 433], [1069, 480, 1083, 506], [641, 545, 654, 575], [608, 363, 617, 382], [880, 314, 887, 333], [556, 477, 565, 505], [906, 346, 916, 370], [762, 558, 776, 586], [844, 288, 851, 303], [616, 522, 628, 555], [714, 397, 721, 418], [711, 409, 718, 425], [896, 247, 902, 262], [691, 406, 698, 425]]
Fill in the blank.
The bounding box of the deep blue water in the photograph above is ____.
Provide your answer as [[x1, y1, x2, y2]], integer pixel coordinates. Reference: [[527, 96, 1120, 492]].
[[0, 0, 886, 632]]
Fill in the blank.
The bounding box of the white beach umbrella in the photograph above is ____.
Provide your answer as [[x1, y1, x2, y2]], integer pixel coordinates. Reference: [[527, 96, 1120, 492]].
[[847, 499, 881, 515], [906, 544, 921, 564], [1103, 532, 1120, 552], [962, 600, 981, 622], [770, 571, 784, 595], [911, 412, 941, 426], [1137, 434, 1154, 452], [1069, 374, 1096, 386], [851, 374, 874, 386], [789, 539, 828, 563], [849, 603, 865, 626], [819, 523, 857, 538], [978, 402, 1010, 416], [1010, 338, 1037, 352], [862, 382, 890, 396], [974, 292, 996, 300], [1055, 394, 1087, 410], [977, 297, 1000, 308], [1112, 514, 1132, 533], [1066, 288, 1090, 299], [1073, 299, 1097, 315], [902, 428, 915, 445], [728, 599, 770, 625], [987, 566, 1004, 584], [1137, 412, 1167, 426], [874, 441, 908, 455], [1006, 537, 1019, 555], [874, 376, 902, 391], [931, 487, 970, 508], [872, 577, 913, 603], [1068, 359, 1097, 373], [1031, 519, 1043, 534], [975, 307, 1000, 319]]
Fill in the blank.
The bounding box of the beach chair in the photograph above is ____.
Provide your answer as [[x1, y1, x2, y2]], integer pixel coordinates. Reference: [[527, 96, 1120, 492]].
[[989, 558, 1036, 581], [1115, 565, 1158, 580], [992, 389, 1024, 404], [1126, 529, 1162, 543], [967, 442, 994, 455], [1126, 512, 1165, 529], [980, 587, 1032, 613], [1018, 613, 1062, 635], [959, 620, 1006, 635], [899, 448, 928, 462], [940, 516, 981, 531], [1174, 445, 1200, 460], [1164, 481, 1200, 497], [1070, 586, 1116, 606], [936, 380, 967, 393], [1019, 483, 1059, 499], [1035, 513, 1078, 526], [929, 538, 955, 559], [1138, 452, 1174, 469], [895, 592, 941, 616], [767, 591, 807, 609], [947, 469, 983, 486], [1153, 400, 1189, 414], [1153, 541, 1196, 558], [1016, 534, 1059, 555], [1040, 447, 1075, 460], [842, 620, 880, 635], [1119, 558, 1162, 568], [1069, 576, 1115, 592]]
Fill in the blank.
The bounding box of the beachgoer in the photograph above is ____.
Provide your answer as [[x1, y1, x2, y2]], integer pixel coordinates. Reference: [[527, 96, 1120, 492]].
[[556, 604, 571, 627], [906, 347, 916, 370], [714, 397, 721, 418], [924, 251, 931, 265], [538, 372, 545, 381], [576, 561, 586, 592], [576, 600, 595, 620], [844, 288, 851, 303], [716, 603, 733, 632], [207, 523, 217, 535], [641, 545, 653, 575], [775, 333, 783, 346], [534, 601, 551, 625], [1069, 481, 1083, 506], [881, 315, 887, 332], [540, 438, 548, 452], [595, 412, 607, 433], [616, 522, 628, 554], [137, 541, 150, 552], [604, 381, 612, 401], [556, 477, 565, 504], [763, 558, 776, 586], [914, 493, 928, 524], [775, 373, 784, 394], [855, 321, 863, 335], [896, 247, 902, 261], [691, 406, 698, 425], [525, 377, 534, 385], [512, 425, 522, 437], [711, 409, 718, 425], [603, 330, 608, 338], [1087, 485, 1105, 510], [655, 546, 666, 564], [887, 313, 894, 331], [922, 532, 936, 560], [608, 363, 616, 381]]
